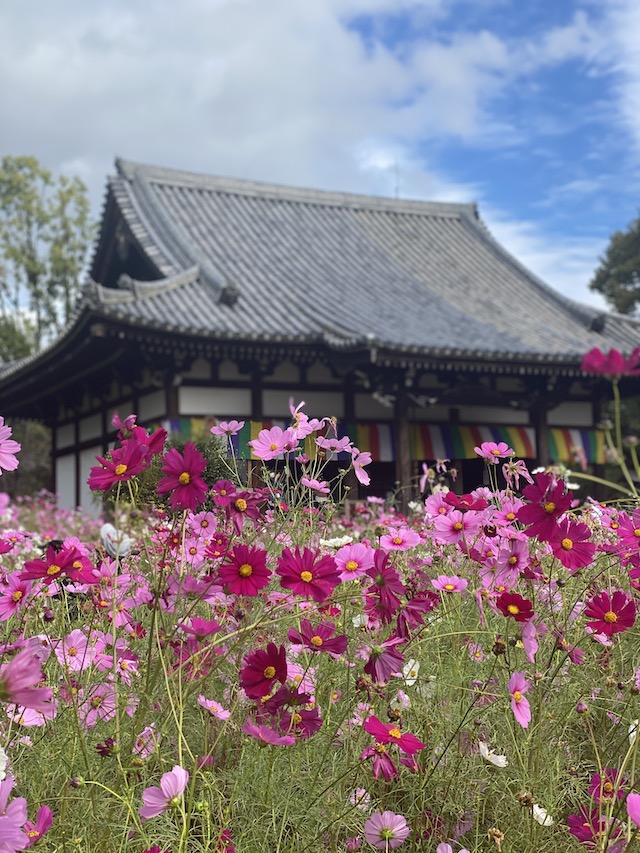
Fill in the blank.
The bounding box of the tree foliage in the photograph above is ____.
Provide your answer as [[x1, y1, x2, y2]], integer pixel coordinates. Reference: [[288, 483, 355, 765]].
[[590, 213, 640, 314], [0, 155, 94, 357]]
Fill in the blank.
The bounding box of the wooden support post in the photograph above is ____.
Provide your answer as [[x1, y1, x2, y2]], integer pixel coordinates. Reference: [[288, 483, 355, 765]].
[[394, 389, 411, 512], [531, 403, 549, 468]]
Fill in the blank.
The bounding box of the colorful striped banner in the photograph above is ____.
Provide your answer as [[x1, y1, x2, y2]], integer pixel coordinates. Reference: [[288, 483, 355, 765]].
[[548, 428, 605, 465], [158, 418, 605, 465], [410, 425, 537, 461]]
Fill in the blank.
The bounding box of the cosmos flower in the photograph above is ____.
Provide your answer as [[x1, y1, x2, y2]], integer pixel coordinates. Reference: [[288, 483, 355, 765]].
[[240, 643, 288, 699], [507, 671, 531, 729], [474, 441, 514, 463], [0, 417, 21, 475], [276, 547, 340, 603], [217, 544, 271, 597], [363, 811, 410, 849], [139, 765, 189, 821], [157, 442, 208, 512], [584, 589, 636, 637]]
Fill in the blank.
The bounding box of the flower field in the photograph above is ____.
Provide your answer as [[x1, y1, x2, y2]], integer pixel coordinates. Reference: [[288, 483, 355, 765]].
[[1, 357, 640, 852]]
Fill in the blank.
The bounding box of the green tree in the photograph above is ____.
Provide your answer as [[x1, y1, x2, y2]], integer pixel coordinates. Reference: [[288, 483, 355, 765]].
[[0, 155, 94, 355], [590, 213, 640, 314]]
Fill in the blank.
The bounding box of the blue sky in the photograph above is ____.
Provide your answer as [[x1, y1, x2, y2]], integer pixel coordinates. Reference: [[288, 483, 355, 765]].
[[1, 0, 639, 310]]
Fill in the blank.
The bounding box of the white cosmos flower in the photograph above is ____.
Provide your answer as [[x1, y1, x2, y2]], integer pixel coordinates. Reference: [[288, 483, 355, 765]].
[[319, 535, 353, 547], [478, 741, 508, 768], [532, 804, 554, 826], [402, 659, 420, 686], [0, 746, 8, 781]]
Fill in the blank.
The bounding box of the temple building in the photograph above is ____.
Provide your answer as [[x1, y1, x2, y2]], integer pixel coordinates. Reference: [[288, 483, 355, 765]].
[[0, 158, 638, 510]]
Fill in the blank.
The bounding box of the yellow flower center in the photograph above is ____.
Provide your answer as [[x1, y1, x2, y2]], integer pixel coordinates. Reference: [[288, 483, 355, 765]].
[[300, 571, 313, 583], [263, 666, 276, 679], [543, 501, 556, 514], [310, 635, 323, 647], [561, 538, 573, 551], [68, 647, 78, 656], [506, 512, 515, 521], [603, 781, 614, 795], [635, 529, 640, 537], [604, 610, 617, 623], [269, 442, 279, 451], [11, 590, 22, 602], [235, 498, 247, 512], [444, 583, 455, 590], [239, 563, 253, 577], [508, 556, 517, 565], [115, 463, 127, 475], [392, 537, 403, 545], [292, 712, 302, 725], [507, 604, 520, 615], [453, 522, 463, 531], [179, 472, 190, 485], [512, 690, 523, 703], [47, 564, 61, 576], [388, 727, 402, 739], [345, 560, 359, 571], [491, 448, 502, 455]]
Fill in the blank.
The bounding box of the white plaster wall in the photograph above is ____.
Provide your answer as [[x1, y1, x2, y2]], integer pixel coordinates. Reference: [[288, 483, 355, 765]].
[[139, 391, 166, 421], [263, 390, 344, 419], [56, 424, 75, 450], [55, 455, 76, 511], [457, 405, 529, 425], [548, 401, 593, 427], [354, 394, 394, 421], [79, 447, 103, 516], [79, 413, 102, 442], [179, 386, 252, 417]]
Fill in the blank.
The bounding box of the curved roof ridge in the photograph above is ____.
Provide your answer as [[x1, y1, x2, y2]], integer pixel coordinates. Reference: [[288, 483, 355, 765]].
[[115, 157, 479, 219], [463, 214, 607, 331]]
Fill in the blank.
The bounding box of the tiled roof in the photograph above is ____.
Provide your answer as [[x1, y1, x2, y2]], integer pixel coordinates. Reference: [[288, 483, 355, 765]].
[[85, 158, 640, 360]]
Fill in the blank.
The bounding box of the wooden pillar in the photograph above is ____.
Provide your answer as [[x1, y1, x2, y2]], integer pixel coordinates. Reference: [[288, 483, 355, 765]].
[[531, 403, 549, 467], [394, 388, 411, 512]]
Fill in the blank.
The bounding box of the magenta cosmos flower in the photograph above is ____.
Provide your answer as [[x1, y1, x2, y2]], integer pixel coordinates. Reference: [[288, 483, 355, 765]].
[[496, 591, 534, 623], [364, 811, 410, 849], [276, 547, 340, 602], [287, 619, 348, 655], [217, 544, 271, 597], [139, 765, 189, 821], [507, 671, 531, 729], [88, 439, 149, 492], [23, 804, 53, 845], [363, 715, 425, 755], [0, 417, 20, 475], [157, 442, 208, 511], [549, 519, 595, 571], [516, 472, 572, 542], [584, 589, 636, 637], [240, 643, 288, 699], [581, 346, 640, 377]]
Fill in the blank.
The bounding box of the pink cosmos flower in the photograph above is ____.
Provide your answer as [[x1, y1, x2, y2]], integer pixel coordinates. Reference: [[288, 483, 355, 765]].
[[242, 720, 295, 746], [0, 574, 32, 622], [157, 442, 208, 511], [139, 765, 189, 821], [248, 426, 298, 460], [364, 811, 410, 849], [197, 695, 231, 720], [432, 510, 481, 545], [24, 804, 53, 847], [431, 575, 468, 594], [351, 449, 372, 486], [0, 417, 20, 475], [210, 420, 245, 436], [0, 774, 28, 850], [335, 542, 375, 581], [300, 477, 330, 494], [508, 671, 531, 728], [0, 648, 53, 712], [627, 792, 640, 828], [54, 629, 93, 672], [502, 458, 533, 490], [78, 682, 118, 729], [474, 441, 514, 463], [380, 527, 421, 551]]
